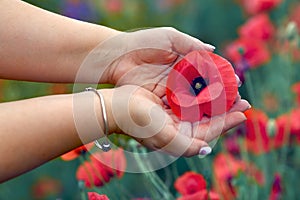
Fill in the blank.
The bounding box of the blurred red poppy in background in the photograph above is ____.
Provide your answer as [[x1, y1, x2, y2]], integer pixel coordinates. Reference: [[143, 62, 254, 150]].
[[292, 82, 300, 106], [274, 114, 291, 148], [213, 153, 246, 200], [174, 171, 207, 195], [238, 13, 275, 41], [76, 148, 126, 188], [174, 171, 219, 200], [225, 37, 270, 68], [166, 50, 237, 122], [177, 190, 220, 200], [290, 109, 300, 141], [244, 109, 270, 154], [213, 153, 264, 200], [275, 109, 300, 146], [241, 0, 282, 15], [31, 177, 62, 200], [61, 142, 94, 161], [76, 160, 111, 188], [88, 192, 110, 200], [90, 148, 126, 178]]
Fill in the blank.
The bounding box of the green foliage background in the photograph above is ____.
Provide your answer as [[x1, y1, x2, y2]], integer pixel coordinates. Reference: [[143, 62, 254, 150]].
[[0, 0, 299, 199]]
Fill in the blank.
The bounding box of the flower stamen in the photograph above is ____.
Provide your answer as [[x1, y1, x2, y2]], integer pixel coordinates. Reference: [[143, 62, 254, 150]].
[[191, 77, 208, 96]]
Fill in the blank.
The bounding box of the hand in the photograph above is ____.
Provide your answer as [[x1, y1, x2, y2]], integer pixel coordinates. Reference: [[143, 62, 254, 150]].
[[108, 85, 250, 157], [78, 27, 214, 98]]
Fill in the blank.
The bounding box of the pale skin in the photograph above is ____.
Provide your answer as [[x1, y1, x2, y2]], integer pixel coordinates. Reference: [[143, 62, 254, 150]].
[[0, 0, 250, 182]]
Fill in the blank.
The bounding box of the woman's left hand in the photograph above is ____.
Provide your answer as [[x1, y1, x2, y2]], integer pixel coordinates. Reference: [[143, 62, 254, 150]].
[[79, 27, 214, 98]]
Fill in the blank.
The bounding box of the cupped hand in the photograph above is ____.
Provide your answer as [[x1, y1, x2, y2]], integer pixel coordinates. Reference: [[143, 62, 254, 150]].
[[109, 85, 250, 157], [110, 28, 215, 98], [78, 27, 214, 98]]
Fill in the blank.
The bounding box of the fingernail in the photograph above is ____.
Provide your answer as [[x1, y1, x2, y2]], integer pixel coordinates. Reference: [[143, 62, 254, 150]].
[[241, 114, 247, 121], [245, 103, 252, 110], [204, 43, 215, 51], [235, 74, 242, 87], [199, 146, 212, 155]]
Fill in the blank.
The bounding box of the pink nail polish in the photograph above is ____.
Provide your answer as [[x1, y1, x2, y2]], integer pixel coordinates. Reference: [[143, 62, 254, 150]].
[[199, 146, 212, 155]]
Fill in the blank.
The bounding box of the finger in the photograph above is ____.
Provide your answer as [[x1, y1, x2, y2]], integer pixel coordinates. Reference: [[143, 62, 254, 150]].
[[161, 95, 169, 107], [192, 111, 246, 142], [141, 119, 211, 157], [230, 99, 251, 112], [235, 92, 241, 103], [235, 74, 242, 87], [163, 27, 215, 55], [222, 111, 247, 133], [159, 133, 211, 157], [192, 115, 225, 142]]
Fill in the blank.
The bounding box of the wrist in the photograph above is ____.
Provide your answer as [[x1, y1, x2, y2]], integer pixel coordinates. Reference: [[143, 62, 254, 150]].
[[79, 28, 123, 84], [74, 88, 119, 144]]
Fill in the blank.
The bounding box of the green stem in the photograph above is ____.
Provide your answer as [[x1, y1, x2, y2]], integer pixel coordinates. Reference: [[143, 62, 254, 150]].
[[112, 177, 133, 200], [244, 71, 257, 107], [171, 162, 179, 181], [132, 146, 175, 200], [80, 188, 87, 200]]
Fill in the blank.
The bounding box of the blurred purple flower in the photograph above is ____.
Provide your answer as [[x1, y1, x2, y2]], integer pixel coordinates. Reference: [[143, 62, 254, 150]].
[[224, 134, 241, 155], [62, 0, 97, 22], [269, 173, 282, 200], [234, 59, 250, 83]]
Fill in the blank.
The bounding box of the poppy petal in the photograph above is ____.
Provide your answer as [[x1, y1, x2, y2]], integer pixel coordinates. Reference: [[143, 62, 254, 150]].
[[166, 50, 237, 122]]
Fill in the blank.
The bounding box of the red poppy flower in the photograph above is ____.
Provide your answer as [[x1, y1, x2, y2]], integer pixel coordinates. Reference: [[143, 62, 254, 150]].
[[76, 160, 112, 188], [90, 148, 126, 178], [225, 37, 270, 68], [174, 171, 220, 200], [274, 114, 291, 148], [31, 177, 62, 199], [247, 163, 265, 185], [269, 173, 282, 200], [292, 82, 300, 105], [88, 192, 110, 200], [61, 143, 94, 161], [241, 0, 282, 15], [275, 109, 300, 145], [238, 13, 275, 41], [290, 109, 300, 139], [244, 109, 270, 154], [132, 198, 151, 200], [174, 171, 207, 195], [166, 50, 237, 122], [213, 153, 246, 200], [177, 190, 220, 200]]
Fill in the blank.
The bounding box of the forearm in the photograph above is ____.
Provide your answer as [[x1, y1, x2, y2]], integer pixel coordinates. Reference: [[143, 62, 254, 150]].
[[0, 89, 115, 182], [0, 0, 120, 83]]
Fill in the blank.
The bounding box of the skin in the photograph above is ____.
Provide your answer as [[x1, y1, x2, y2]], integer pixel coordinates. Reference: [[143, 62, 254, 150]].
[[0, 0, 250, 182]]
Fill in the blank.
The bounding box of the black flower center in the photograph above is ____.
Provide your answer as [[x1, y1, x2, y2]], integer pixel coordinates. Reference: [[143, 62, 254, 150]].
[[190, 77, 208, 96]]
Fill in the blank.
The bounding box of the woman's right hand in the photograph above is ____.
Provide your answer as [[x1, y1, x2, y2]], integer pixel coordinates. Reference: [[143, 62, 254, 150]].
[[106, 85, 250, 157]]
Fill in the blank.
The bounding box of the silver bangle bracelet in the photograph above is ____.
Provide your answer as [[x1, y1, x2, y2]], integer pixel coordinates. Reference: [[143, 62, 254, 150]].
[[85, 87, 111, 152]]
